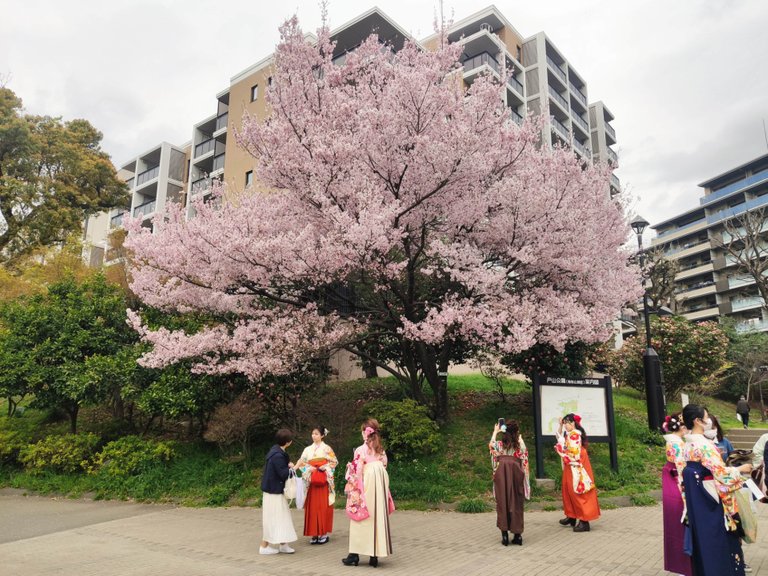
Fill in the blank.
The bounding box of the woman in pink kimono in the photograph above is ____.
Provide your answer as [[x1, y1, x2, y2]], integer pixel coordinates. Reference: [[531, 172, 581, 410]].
[[342, 419, 394, 568]]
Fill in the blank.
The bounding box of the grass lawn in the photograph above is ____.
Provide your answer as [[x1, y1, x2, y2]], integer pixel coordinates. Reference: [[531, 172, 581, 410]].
[[0, 374, 761, 509]]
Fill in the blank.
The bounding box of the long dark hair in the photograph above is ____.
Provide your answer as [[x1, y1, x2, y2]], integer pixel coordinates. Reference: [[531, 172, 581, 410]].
[[501, 419, 521, 452], [682, 404, 706, 430], [563, 413, 588, 447]]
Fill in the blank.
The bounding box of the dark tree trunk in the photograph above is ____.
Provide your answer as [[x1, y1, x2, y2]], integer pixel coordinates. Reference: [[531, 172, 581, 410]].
[[67, 404, 79, 434]]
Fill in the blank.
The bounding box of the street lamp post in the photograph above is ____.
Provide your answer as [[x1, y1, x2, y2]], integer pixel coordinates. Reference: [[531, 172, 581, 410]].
[[631, 215, 666, 431]]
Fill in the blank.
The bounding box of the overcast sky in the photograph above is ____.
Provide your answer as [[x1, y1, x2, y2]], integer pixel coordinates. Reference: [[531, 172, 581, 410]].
[[3, 0, 768, 234]]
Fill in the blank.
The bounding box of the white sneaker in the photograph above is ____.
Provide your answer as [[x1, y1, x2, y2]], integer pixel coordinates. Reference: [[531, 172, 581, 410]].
[[259, 546, 279, 555], [278, 544, 295, 554]]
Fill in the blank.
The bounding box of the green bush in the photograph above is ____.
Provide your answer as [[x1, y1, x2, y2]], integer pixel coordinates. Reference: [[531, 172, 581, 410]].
[[19, 433, 100, 474], [364, 399, 440, 459], [0, 430, 28, 466], [90, 435, 176, 476], [456, 497, 489, 513]]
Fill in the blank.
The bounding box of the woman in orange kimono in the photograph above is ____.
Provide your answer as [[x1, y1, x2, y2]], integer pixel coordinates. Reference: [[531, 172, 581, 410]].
[[554, 413, 600, 532]]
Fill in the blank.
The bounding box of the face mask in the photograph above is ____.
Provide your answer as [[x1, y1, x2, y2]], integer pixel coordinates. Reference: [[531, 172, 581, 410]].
[[702, 418, 713, 431], [703, 429, 718, 440]]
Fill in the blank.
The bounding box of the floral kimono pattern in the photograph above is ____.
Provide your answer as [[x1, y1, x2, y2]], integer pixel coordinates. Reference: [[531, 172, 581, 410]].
[[297, 441, 338, 505], [664, 434, 686, 492], [555, 429, 594, 495], [344, 444, 394, 521], [489, 437, 531, 500], [684, 433, 744, 531]]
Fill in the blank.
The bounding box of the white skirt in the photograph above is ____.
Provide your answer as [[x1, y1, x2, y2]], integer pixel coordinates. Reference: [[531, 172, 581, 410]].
[[262, 492, 297, 544]]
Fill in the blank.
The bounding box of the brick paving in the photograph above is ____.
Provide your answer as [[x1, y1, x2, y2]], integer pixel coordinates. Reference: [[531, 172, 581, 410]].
[[1, 490, 767, 575]]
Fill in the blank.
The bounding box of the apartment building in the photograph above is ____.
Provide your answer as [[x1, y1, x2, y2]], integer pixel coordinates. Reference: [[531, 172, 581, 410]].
[[650, 152, 768, 333]]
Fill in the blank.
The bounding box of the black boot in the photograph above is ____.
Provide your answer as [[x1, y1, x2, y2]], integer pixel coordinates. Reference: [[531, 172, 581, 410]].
[[511, 533, 523, 546], [501, 530, 509, 546], [342, 553, 360, 566], [558, 517, 576, 526], [369, 556, 378, 568], [573, 521, 590, 532]]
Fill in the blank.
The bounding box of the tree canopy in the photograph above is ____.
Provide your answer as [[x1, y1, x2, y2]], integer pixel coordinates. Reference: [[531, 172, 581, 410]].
[[0, 87, 127, 265], [125, 18, 640, 419]]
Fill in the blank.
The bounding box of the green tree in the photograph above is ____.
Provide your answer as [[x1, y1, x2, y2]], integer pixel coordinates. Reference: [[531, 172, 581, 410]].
[[602, 316, 729, 399], [0, 274, 137, 432], [0, 87, 127, 265], [502, 341, 593, 383], [720, 322, 768, 417]]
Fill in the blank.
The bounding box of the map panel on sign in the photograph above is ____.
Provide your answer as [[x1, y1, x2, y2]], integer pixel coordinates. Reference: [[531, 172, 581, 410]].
[[540, 385, 609, 437]]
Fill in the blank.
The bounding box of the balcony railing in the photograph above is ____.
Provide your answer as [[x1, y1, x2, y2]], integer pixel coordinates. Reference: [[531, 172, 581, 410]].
[[610, 173, 620, 189], [110, 211, 126, 229], [732, 296, 764, 312], [463, 52, 501, 76], [736, 317, 768, 333], [665, 239, 710, 257], [675, 280, 715, 294], [569, 82, 587, 106], [551, 117, 569, 140], [607, 148, 618, 165], [191, 178, 210, 194], [195, 138, 215, 157], [729, 275, 755, 289], [572, 113, 589, 132], [604, 122, 616, 140], [548, 86, 569, 111], [212, 153, 225, 172], [133, 199, 156, 218], [573, 139, 590, 157], [707, 193, 768, 225], [125, 177, 135, 189], [136, 166, 159, 186], [701, 167, 768, 207], [546, 55, 566, 83], [507, 74, 523, 95], [215, 112, 229, 132], [657, 217, 707, 238]]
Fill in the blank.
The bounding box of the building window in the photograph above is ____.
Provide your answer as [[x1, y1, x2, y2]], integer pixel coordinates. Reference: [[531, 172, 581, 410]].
[[250, 84, 258, 102], [245, 170, 253, 187]]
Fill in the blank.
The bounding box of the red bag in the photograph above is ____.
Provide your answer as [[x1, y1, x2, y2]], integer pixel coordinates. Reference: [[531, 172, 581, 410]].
[[311, 468, 327, 486]]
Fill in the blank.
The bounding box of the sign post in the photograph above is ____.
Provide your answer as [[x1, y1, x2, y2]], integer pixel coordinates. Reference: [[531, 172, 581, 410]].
[[532, 374, 618, 479]]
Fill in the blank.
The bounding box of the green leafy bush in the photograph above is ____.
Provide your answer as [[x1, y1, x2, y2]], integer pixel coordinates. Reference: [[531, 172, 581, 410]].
[[364, 399, 440, 459], [0, 430, 27, 465], [90, 435, 176, 476], [19, 433, 100, 473]]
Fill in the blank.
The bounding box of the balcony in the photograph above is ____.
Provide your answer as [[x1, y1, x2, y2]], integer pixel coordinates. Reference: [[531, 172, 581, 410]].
[[675, 261, 714, 281], [607, 148, 618, 165], [110, 211, 126, 229], [507, 74, 523, 96], [463, 52, 501, 76], [191, 178, 210, 195], [665, 239, 711, 259], [572, 113, 589, 133], [657, 218, 708, 239], [683, 306, 719, 321], [729, 275, 755, 290], [573, 139, 590, 158], [212, 154, 225, 172], [707, 194, 768, 225], [551, 117, 569, 141], [215, 112, 228, 132], [133, 199, 156, 218], [731, 296, 764, 312], [125, 177, 135, 189], [546, 55, 566, 83], [510, 108, 523, 125], [136, 166, 160, 187], [548, 86, 569, 112], [700, 167, 768, 207], [604, 122, 616, 143], [569, 82, 587, 107], [736, 317, 768, 333], [195, 138, 215, 158], [610, 173, 620, 190]]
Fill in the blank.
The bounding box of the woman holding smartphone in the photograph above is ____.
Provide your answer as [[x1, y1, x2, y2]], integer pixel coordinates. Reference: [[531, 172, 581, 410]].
[[489, 418, 530, 546], [554, 413, 600, 532]]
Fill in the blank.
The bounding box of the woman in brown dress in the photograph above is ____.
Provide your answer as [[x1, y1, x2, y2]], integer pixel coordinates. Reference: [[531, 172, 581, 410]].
[[489, 418, 530, 546]]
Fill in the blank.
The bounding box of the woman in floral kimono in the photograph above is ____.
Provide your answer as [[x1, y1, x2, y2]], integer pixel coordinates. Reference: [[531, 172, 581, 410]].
[[342, 419, 394, 568], [554, 413, 600, 532], [489, 418, 530, 546], [662, 413, 693, 576], [296, 425, 337, 545], [682, 404, 752, 576]]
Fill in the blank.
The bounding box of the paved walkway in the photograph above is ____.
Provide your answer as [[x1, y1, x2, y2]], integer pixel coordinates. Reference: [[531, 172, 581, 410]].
[[2, 489, 768, 575]]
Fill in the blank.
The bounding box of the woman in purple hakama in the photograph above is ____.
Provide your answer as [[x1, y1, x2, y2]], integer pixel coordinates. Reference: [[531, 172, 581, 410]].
[[662, 412, 693, 576]]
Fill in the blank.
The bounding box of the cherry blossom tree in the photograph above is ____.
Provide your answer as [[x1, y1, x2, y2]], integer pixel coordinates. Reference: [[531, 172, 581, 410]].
[[125, 17, 641, 420]]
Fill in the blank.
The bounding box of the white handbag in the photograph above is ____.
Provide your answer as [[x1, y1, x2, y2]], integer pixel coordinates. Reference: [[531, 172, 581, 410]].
[[283, 469, 297, 500]]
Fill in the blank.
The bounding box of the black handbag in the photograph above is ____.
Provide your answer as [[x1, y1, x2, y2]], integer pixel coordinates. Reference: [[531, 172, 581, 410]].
[[726, 449, 753, 467]]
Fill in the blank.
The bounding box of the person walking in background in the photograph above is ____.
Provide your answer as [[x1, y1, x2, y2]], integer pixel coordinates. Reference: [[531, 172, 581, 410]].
[[489, 418, 530, 546], [708, 414, 734, 461], [737, 395, 750, 429], [555, 413, 600, 532], [682, 404, 752, 576], [260, 429, 298, 556], [661, 413, 693, 576], [296, 425, 337, 545], [342, 419, 394, 568]]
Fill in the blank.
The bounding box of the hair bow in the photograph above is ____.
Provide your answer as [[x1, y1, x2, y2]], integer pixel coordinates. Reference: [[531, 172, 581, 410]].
[[573, 414, 582, 425], [364, 426, 375, 439]]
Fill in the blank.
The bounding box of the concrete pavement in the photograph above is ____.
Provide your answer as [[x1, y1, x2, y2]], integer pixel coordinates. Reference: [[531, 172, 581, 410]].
[[2, 489, 768, 575]]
